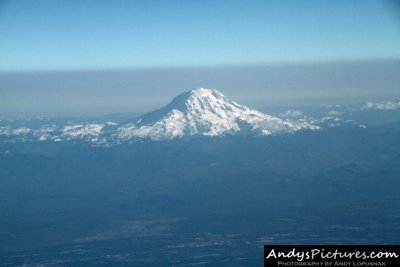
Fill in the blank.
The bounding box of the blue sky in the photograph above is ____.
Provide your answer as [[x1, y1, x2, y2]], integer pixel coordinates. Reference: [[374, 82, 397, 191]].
[[0, 0, 399, 117], [1, 0, 399, 71]]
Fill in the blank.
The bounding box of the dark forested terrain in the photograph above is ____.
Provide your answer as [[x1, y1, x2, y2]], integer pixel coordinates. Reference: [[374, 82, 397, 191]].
[[1, 123, 400, 266]]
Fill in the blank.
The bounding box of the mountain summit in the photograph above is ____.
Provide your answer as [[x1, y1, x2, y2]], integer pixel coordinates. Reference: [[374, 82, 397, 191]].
[[118, 88, 317, 140]]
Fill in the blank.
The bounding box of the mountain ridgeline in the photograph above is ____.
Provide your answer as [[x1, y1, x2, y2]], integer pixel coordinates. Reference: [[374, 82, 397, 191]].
[[118, 88, 317, 140], [0, 88, 318, 143], [1, 89, 400, 266]]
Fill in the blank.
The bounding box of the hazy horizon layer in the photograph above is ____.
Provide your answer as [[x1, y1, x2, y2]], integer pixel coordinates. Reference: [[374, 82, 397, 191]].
[[0, 59, 399, 117]]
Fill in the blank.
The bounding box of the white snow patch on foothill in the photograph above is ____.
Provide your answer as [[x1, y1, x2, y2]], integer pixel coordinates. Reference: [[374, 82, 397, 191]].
[[62, 124, 104, 138]]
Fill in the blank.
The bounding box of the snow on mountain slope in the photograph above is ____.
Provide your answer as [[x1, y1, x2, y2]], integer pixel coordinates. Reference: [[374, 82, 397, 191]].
[[0, 88, 323, 143], [118, 88, 318, 140], [0, 126, 31, 136], [0, 123, 112, 142], [62, 124, 104, 139]]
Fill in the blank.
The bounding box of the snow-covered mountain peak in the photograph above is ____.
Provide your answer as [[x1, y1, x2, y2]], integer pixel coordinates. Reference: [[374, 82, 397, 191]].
[[118, 88, 318, 140], [0, 88, 322, 143], [186, 87, 227, 103], [168, 88, 241, 114], [159, 88, 232, 113], [187, 87, 225, 99]]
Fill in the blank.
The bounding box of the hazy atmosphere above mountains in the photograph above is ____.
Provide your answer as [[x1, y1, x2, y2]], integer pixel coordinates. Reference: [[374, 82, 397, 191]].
[[1, 0, 400, 117], [1, 60, 400, 117]]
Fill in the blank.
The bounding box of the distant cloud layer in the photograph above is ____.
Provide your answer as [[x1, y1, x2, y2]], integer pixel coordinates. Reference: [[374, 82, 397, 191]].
[[279, 110, 304, 118], [362, 100, 400, 110]]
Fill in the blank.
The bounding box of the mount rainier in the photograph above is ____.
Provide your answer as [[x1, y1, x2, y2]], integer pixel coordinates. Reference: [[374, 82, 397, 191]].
[[0, 88, 318, 143], [118, 88, 317, 140]]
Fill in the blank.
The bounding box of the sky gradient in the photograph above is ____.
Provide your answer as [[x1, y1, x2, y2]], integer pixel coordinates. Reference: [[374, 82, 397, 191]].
[[0, 1, 399, 117], [1, 0, 400, 71]]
